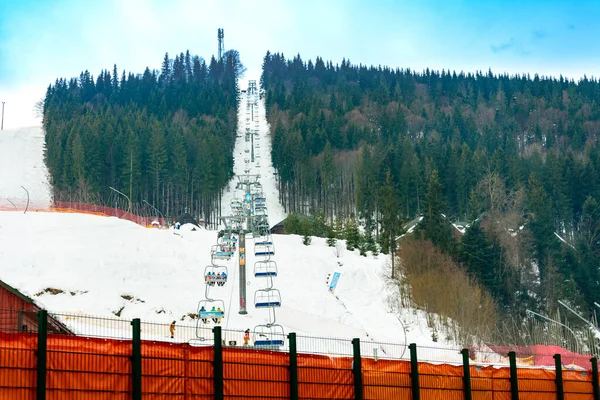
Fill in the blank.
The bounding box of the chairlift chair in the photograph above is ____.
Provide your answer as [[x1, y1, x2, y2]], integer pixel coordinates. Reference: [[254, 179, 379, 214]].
[[204, 265, 228, 286], [254, 260, 278, 278], [254, 288, 281, 308], [197, 299, 225, 324], [211, 244, 233, 261], [254, 242, 274, 257], [253, 324, 285, 348]]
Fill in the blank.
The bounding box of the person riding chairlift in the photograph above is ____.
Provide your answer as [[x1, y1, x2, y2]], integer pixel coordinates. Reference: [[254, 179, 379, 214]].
[[211, 307, 218, 323], [199, 306, 207, 324]]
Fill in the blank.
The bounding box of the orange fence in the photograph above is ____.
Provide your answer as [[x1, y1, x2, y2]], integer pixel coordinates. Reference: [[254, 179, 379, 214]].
[[1, 331, 599, 400], [53, 201, 165, 227], [0, 200, 165, 228]]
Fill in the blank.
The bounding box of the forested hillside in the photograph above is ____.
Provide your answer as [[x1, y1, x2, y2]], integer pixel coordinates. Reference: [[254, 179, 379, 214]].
[[261, 52, 600, 320], [43, 50, 244, 227]]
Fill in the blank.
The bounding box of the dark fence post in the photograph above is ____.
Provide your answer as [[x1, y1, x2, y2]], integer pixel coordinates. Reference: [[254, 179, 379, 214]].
[[352, 338, 363, 400], [508, 351, 519, 400], [131, 318, 141, 400], [288, 333, 299, 400], [592, 357, 599, 400], [409, 343, 420, 400], [213, 326, 224, 400], [461, 349, 472, 400], [36, 310, 47, 400], [554, 354, 564, 400]]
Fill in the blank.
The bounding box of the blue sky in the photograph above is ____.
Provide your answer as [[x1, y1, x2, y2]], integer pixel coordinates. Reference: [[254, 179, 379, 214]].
[[1, 0, 599, 128]]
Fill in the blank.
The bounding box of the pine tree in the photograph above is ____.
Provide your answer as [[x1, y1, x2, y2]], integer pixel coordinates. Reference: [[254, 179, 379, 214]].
[[420, 169, 454, 253], [379, 170, 401, 277], [345, 216, 360, 251], [149, 121, 168, 207], [326, 223, 337, 247]]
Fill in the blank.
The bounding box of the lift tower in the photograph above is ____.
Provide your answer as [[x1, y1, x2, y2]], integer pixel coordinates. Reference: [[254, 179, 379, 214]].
[[218, 28, 224, 61]]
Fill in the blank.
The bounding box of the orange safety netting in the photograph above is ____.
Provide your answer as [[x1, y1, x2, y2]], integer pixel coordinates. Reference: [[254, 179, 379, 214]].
[[0, 333, 598, 399], [0, 201, 165, 228]]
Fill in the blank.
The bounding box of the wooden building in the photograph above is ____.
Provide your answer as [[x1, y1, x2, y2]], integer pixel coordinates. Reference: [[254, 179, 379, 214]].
[[0, 279, 72, 334]]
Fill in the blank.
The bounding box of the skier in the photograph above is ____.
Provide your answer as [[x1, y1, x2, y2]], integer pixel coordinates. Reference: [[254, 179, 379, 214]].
[[216, 272, 222, 286], [211, 307, 218, 323], [244, 329, 250, 346], [169, 321, 176, 339], [221, 271, 227, 285], [199, 306, 207, 324], [216, 307, 223, 324]]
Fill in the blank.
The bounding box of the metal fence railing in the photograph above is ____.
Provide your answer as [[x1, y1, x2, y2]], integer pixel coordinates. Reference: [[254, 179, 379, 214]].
[[1, 308, 599, 399]]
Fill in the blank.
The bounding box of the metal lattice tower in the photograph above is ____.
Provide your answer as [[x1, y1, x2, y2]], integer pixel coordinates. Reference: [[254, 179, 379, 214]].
[[218, 28, 224, 61]]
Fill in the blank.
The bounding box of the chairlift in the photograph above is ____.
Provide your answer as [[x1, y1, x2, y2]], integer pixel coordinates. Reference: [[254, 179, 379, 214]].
[[255, 243, 274, 257], [254, 288, 281, 308], [253, 324, 285, 348], [254, 260, 278, 278], [211, 244, 233, 261], [204, 265, 228, 286], [197, 299, 225, 324]]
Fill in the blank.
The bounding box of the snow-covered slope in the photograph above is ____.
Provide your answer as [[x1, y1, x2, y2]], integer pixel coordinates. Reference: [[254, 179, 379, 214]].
[[0, 211, 447, 351], [220, 89, 287, 227], [0, 126, 52, 209]]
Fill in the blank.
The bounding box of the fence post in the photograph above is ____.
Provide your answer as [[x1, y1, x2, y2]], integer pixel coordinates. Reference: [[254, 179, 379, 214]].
[[352, 338, 363, 400], [461, 349, 472, 400], [592, 357, 600, 400], [289, 333, 299, 400], [409, 343, 420, 400], [36, 310, 47, 400], [131, 318, 141, 400], [213, 326, 224, 400], [554, 354, 564, 400], [508, 351, 519, 400]]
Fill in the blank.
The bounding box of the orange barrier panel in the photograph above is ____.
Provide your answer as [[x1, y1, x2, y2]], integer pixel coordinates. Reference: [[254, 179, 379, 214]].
[[363, 358, 412, 400], [2, 333, 600, 399], [141, 341, 213, 398], [297, 353, 354, 400], [46, 335, 132, 400], [223, 348, 289, 399], [0, 333, 37, 400]]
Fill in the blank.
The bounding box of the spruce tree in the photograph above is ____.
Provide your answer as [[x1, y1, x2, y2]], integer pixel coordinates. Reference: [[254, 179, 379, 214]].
[[379, 170, 401, 277], [420, 169, 454, 253]]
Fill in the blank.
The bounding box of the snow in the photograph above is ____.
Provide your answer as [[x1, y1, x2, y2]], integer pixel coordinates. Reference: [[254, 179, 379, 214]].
[[0, 126, 52, 210], [0, 210, 453, 357], [220, 89, 287, 228]]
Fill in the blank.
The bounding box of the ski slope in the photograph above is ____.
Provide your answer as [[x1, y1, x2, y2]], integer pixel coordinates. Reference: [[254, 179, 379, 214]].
[[0, 126, 52, 209], [0, 210, 449, 352], [220, 90, 287, 227]]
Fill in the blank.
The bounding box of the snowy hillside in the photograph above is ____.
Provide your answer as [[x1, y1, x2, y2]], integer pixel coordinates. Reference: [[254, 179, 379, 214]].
[[0, 126, 52, 209], [220, 90, 287, 227], [0, 210, 448, 350]]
